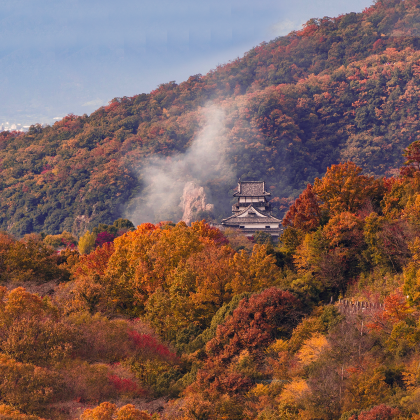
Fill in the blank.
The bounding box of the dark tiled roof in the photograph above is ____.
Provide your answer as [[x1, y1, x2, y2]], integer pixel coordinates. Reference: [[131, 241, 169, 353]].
[[233, 204, 268, 209], [221, 205, 281, 225], [223, 217, 282, 224], [237, 201, 269, 206], [233, 181, 271, 197]]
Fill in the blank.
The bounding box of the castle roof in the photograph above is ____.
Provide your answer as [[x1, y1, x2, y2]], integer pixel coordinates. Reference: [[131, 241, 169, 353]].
[[233, 181, 271, 197], [221, 204, 281, 225]]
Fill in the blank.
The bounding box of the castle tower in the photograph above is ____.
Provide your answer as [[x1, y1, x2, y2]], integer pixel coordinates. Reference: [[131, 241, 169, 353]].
[[221, 181, 283, 238]]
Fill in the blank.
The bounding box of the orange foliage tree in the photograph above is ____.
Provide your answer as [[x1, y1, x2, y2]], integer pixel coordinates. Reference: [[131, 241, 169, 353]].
[[80, 402, 154, 420], [69, 221, 282, 341], [313, 162, 381, 216]]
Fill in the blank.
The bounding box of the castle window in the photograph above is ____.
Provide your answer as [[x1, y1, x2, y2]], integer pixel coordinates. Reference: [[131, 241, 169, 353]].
[[265, 226, 270, 229], [239, 226, 245, 229]]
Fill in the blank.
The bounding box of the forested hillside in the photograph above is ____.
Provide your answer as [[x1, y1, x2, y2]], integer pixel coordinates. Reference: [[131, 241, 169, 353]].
[[5, 2, 420, 418], [4, 141, 420, 418], [3, 0, 420, 236]]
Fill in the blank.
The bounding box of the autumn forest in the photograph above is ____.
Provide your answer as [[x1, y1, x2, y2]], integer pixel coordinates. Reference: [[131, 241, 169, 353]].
[[4, 0, 420, 419]]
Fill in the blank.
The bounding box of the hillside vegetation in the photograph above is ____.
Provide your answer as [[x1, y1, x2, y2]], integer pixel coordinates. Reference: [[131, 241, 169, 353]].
[[3, 140, 420, 418], [3, 0, 420, 235], [5, 2, 420, 419]]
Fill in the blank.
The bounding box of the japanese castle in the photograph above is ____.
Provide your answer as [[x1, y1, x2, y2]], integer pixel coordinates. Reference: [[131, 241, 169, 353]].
[[220, 181, 283, 238]]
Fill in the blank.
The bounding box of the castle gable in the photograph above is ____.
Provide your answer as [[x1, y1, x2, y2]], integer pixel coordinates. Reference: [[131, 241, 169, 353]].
[[221, 205, 281, 225], [237, 206, 267, 218]]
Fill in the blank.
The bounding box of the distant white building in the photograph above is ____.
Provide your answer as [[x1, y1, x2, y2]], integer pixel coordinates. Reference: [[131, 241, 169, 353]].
[[221, 181, 283, 238]]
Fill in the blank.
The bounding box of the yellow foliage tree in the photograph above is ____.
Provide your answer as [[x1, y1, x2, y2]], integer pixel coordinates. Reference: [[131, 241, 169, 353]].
[[115, 404, 153, 420], [0, 287, 75, 365], [403, 193, 420, 228], [0, 354, 61, 414], [293, 231, 325, 275], [44, 230, 77, 249], [404, 237, 420, 306], [0, 404, 45, 419], [297, 333, 330, 367], [280, 378, 310, 404], [0, 233, 68, 283], [78, 230, 97, 255], [343, 366, 391, 412], [81, 402, 153, 420], [231, 244, 282, 295], [81, 402, 116, 420]]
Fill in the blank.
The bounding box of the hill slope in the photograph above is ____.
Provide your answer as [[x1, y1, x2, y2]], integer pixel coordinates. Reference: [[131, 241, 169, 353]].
[[3, 0, 420, 236]]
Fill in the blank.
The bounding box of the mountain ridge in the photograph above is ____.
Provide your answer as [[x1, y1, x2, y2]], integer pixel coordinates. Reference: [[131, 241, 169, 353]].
[[2, 0, 420, 236]]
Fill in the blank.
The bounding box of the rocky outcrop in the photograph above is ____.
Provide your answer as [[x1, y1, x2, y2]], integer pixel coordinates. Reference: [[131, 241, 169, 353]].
[[180, 181, 214, 225], [72, 215, 91, 237]]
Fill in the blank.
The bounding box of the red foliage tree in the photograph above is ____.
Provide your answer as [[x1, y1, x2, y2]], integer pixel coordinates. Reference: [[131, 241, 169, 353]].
[[282, 184, 321, 232], [128, 331, 177, 362], [74, 241, 115, 278], [183, 288, 304, 418], [95, 231, 116, 248], [349, 404, 400, 420], [108, 374, 145, 397], [206, 287, 303, 361]]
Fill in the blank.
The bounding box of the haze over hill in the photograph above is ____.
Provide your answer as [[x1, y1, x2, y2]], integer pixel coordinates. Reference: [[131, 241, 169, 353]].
[[2, 0, 420, 236]]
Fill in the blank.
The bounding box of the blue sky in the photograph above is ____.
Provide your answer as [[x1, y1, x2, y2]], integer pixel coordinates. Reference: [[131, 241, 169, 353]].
[[0, 0, 373, 125]]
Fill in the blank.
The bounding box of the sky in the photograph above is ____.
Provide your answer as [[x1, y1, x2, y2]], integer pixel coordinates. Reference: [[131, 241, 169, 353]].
[[0, 0, 373, 126]]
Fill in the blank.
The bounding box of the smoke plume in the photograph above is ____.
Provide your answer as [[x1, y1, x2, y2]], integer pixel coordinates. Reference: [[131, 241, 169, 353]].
[[127, 104, 234, 225]]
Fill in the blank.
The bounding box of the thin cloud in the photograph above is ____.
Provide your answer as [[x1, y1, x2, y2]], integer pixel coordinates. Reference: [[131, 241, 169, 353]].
[[82, 99, 105, 107], [270, 19, 301, 37]]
